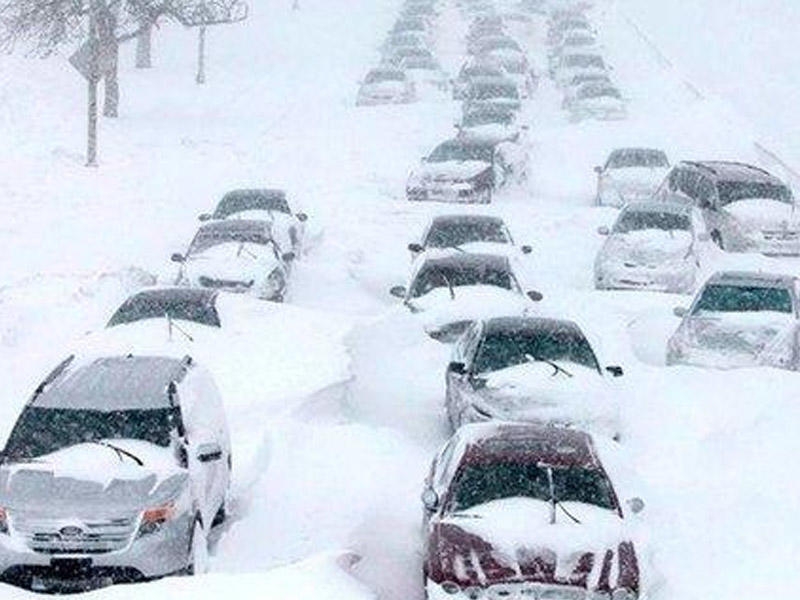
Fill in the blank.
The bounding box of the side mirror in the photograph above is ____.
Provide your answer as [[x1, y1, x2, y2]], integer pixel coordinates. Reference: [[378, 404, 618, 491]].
[[196, 442, 223, 463], [520, 245, 533, 255], [627, 497, 645, 514], [296, 212, 309, 222], [390, 285, 407, 298], [526, 290, 544, 302], [594, 166, 603, 174], [697, 232, 710, 242], [198, 213, 212, 222], [597, 226, 610, 236], [421, 488, 439, 512], [673, 306, 688, 318], [605, 365, 624, 377], [282, 252, 296, 263], [171, 253, 185, 263], [448, 361, 467, 375], [408, 242, 424, 253]]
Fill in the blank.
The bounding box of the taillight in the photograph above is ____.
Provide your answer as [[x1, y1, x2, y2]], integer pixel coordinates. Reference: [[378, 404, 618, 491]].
[[139, 502, 175, 536]]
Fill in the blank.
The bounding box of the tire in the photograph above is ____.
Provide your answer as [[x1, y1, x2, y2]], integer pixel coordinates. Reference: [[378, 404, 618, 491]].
[[188, 518, 209, 575]]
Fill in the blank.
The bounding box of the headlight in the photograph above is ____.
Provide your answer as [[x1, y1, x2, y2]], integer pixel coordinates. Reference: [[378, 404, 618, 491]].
[[138, 501, 176, 536], [441, 582, 460, 595]]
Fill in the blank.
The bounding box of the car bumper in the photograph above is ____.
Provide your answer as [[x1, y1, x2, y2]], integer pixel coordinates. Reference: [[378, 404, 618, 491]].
[[407, 185, 481, 203], [595, 262, 696, 293], [427, 579, 605, 600], [0, 514, 192, 591], [356, 95, 413, 106]]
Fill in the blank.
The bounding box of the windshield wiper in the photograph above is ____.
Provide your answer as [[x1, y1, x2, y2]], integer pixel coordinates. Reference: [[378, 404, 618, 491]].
[[525, 354, 573, 378], [542, 464, 581, 525], [90, 441, 144, 466], [439, 271, 456, 300], [237, 241, 258, 259], [167, 313, 194, 342]]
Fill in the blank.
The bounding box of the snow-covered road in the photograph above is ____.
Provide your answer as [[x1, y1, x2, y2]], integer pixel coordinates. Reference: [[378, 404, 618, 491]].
[[0, 0, 799, 598]]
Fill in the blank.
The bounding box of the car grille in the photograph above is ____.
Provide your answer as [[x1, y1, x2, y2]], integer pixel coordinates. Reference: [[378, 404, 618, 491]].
[[198, 276, 254, 290], [11, 514, 138, 555]]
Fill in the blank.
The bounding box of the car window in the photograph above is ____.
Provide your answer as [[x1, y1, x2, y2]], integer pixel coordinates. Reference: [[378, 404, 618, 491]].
[[695, 176, 716, 208], [108, 294, 221, 328], [679, 170, 700, 200], [716, 180, 793, 207], [410, 263, 514, 298], [613, 210, 691, 233], [188, 227, 271, 255], [693, 284, 794, 314], [425, 220, 510, 248]]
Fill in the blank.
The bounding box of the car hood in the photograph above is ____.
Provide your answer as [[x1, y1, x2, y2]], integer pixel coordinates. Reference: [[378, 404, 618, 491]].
[[183, 242, 279, 282], [434, 497, 631, 589], [676, 311, 796, 366], [0, 440, 186, 516], [722, 199, 800, 232], [416, 160, 492, 181], [459, 124, 518, 144], [408, 286, 531, 338], [602, 230, 693, 265]]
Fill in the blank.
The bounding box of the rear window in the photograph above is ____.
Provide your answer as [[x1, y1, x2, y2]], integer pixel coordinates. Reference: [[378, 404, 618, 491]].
[[214, 192, 290, 217], [717, 180, 792, 206], [613, 210, 690, 234], [693, 284, 793, 314]]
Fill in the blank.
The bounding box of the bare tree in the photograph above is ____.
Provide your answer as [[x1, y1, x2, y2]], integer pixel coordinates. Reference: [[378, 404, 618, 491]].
[[170, 0, 247, 84]]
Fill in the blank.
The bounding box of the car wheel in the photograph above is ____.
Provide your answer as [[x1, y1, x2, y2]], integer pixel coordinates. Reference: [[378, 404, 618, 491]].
[[188, 518, 209, 575]]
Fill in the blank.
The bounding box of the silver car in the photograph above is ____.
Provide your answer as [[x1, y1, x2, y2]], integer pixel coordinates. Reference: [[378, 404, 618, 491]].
[[357, 67, 416, 106], [594, 201, 705, 294], [0, 355, 231, 591], [595, 148, 670, 207], [656, 161, 798, 255], [667, 271, 800, 370]]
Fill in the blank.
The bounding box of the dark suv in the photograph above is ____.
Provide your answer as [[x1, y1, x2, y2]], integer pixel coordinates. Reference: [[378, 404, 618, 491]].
[[656, 161, 797, 255]]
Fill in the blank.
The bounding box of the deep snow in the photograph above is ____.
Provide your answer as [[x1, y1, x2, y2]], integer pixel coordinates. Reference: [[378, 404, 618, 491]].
[[0, 0, 799, 599]]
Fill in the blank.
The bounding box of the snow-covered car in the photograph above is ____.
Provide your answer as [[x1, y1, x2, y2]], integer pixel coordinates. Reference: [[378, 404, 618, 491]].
[[381, 30, 429, 53], [407, 214, 532, 259], [667, 271, 800, 370], [421, 423, 642, 600], [0, 354, 230, 591], [548, 16, 593, 47], [470, 35, 522, 56], [172, 220, 293, 302], [463, 77, 522, 113], [445, 316, 623, 437], [406, 137, 526, 203], [479, 49, 536, 97], [391, 16, 432, 39], [554, 53, 607, 86], [198, 188, 308, 255], [567, 82, 627, 122], [595, 201, 705, 293], [389, 253, 543, 341], [457, 103, 527, 146], [595, 148, 670, 206], [451, 62, 506, 100], [357, 67, 416, 105], [656, 161, 799, 255]]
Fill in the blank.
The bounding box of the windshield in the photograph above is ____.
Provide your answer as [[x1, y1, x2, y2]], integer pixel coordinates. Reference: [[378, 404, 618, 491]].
[[563, 54, 604, 69], [450, 462, 615, 512], [693, 284, 793, 314], [188, 228, 271, 255], [717, 180, 792, 206], [410, 263, 514, 298], [472, 325, 600, 373], [428, 141, 494, 163], [214, 193, 290, 218], [607, 149, 669, 169], [613, 210, 690, 234], [426, 220, 510, 247], [469, 83, 519, 100], [462, 109, 513, 127], [108, 295, 221, 328], [366, 70, 405, 83], [3, 406, 175, 462]]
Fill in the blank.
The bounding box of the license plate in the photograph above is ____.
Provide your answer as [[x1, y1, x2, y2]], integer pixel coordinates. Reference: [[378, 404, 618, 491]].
[[50, 558, 93, 576]]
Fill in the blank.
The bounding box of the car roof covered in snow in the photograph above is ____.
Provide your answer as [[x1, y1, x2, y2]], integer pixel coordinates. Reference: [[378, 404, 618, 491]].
[[31, 355, 192, 412], [681, 161, 782, 184], [705, 271, 798, 289], [456, 422, 599, 469]]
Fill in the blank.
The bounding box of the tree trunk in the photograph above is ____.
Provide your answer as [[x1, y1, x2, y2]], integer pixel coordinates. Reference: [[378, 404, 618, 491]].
[[136, 22, 153, 69], [102, 39, 120, 118], [196, 26, 207, 84]]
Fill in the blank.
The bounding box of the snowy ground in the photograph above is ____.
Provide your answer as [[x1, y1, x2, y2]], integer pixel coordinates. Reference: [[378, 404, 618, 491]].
[[0, 0, 798, 598]]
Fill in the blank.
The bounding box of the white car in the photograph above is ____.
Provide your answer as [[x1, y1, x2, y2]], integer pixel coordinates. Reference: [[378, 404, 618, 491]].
[[198, 189, 308, 256], [173, 220, 293, 302], [594, 201, 705, 293], [357, 67, 416, 105], [554, 52, 607, 87], [389, 252, 543, 342], [407, 214, 532, 260], [667, 271, 800, 370], [566, 82, 627, 122], [0, 354, 230, 591], [445, 316, 623, 439], [595, 148, 670, 206]]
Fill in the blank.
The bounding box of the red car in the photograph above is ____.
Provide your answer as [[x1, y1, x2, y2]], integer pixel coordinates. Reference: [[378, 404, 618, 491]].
[[421, 423, 642, 600]]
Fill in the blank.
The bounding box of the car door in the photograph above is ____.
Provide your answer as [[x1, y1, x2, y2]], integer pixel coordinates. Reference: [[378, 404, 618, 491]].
[[446, 324, 482, 424]]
